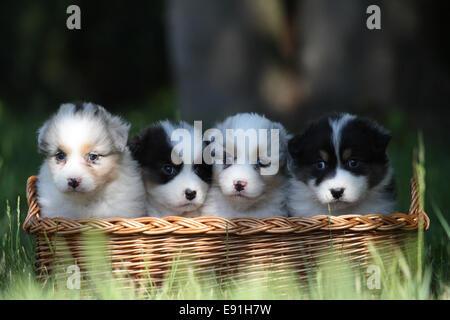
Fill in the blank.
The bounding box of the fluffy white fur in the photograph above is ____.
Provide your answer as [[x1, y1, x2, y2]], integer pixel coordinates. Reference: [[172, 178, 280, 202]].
[[200, 113, 290, 218], [36, 103, 146, 218]]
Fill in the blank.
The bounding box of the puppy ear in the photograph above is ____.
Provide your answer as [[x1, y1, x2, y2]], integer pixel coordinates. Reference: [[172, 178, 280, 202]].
[[37, 120, 51, 155], [87, 105, 130, 153], [287, 134, 305, 158], [372, 129, 392, 154], [107, 115, 131, 153], [128, 133, 143, 162]]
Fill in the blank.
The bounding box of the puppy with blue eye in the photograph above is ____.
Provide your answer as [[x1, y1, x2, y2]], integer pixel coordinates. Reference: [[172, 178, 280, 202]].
[[36, 102, 147, 218], [200, 113, 290, 218], [287, 113, 396, 217], [129, 121, 212, 217]]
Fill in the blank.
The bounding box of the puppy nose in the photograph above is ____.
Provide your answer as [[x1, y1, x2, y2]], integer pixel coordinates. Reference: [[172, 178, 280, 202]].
[[68, 178, 81, 189], [330, 188, 345, 199], [185, 189, 197, 201], [233, 180, 247, 192]]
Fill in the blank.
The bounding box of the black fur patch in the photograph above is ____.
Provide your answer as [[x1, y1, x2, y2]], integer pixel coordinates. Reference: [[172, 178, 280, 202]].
[[73, 101, 86, 113], [288, 116, 337, 185], [339, 117, 391, 188], [193, 162, 212, 184], [72, 101, 101, 117], [129, 125, 179, 184], [129, 124, 212, 185]]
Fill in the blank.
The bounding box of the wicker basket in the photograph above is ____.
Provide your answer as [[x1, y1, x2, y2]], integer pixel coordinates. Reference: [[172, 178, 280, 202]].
[[23, 175, 429, 293]]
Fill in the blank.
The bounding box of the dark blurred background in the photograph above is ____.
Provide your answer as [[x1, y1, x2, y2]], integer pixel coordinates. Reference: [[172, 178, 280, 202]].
[[0, 0, 449, 224]]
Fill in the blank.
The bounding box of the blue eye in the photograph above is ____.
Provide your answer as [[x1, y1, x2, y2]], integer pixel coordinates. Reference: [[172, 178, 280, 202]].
[[315, 160, 326, 170], [88, 153, 99, 161], [55, 151, 66, 161], [348, 159, 360, 168], [162, 165, 176, 175]]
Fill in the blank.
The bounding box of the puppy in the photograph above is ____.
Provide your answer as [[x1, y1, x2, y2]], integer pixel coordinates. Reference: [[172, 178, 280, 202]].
[[36, 102, 146, 218], [129, 121, 212, 217], [200, 113, 290, 218], [287, 113, 396, 217]]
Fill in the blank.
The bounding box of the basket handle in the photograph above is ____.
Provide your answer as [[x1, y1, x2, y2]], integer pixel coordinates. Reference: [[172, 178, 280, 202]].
[[408, 174, 422, 215], [23, 175, 40, 232], [408, 174, 430, 228]]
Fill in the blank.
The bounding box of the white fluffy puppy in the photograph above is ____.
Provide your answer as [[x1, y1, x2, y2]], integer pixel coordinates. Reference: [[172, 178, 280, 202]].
[[200, 113, 290, 218], [36, 102, 146, 218]]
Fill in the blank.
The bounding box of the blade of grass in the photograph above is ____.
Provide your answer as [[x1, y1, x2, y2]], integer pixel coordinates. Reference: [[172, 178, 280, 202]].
[[413, 131, 426, 284], [432, 201, 450, 239], [15, 196, 20, 256]]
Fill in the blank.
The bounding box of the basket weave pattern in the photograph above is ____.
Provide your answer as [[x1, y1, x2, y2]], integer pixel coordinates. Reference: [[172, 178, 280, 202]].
[[23, 175, 429, 290]]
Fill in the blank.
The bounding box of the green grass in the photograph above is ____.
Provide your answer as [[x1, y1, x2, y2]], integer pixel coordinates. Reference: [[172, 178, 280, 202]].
[[0, 200, 447, 300], [0, 101, 449, 299]]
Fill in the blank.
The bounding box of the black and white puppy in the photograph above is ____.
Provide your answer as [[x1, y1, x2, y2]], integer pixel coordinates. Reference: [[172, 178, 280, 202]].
[[129, 121, 212, 217], [200, 113, 290, 218], [37, 102, 147, 218], [287, 113, 396, 216]]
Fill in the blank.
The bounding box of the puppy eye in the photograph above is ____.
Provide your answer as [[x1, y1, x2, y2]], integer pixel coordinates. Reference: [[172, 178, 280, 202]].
[[162, 164, 176, 175], [347, 159, 360, 168], [88, 153, 99, 161], [257, 159, 270, 168], [315, 160, 326, 170], [55, 151, 66, 161]]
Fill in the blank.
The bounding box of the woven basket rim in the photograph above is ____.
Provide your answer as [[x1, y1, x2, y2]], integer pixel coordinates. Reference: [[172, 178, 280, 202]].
[[23, 175, 430, 236]]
